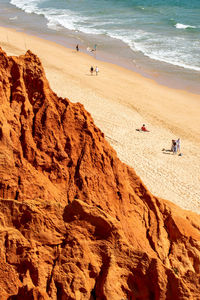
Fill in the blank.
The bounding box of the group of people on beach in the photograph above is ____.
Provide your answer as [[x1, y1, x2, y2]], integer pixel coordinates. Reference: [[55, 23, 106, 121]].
[[90, 66, 99, 76], [171, 138, 181, 155], [75, 44, 99, 76], [76, 42, 181, 156], [76, 43, 97, 53], [137, 124, 182, 155]]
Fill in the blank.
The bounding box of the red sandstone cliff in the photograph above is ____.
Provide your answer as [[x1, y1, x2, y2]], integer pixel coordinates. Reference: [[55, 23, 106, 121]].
[[0, 48, 199, 299]]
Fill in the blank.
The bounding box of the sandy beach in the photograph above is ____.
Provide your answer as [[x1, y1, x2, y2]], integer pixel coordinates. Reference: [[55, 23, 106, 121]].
[[0, 26, 200, 214]]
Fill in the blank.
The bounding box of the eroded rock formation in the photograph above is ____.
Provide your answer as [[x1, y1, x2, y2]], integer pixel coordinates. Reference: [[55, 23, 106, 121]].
[[0, 48, 199, 299]]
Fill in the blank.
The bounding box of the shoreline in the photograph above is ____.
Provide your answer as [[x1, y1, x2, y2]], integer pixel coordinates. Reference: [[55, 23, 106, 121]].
[[1, 0, 200, 96], [0, 15, 200, 95], [0, 26, 200, 214]]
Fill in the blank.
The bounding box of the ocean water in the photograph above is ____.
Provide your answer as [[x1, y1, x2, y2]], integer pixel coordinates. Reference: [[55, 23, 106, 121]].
[[0, 0, 200, 92]]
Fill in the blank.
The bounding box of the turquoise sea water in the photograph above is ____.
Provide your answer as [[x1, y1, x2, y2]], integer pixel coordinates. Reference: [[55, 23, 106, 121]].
[[0, 0, 200, 92]]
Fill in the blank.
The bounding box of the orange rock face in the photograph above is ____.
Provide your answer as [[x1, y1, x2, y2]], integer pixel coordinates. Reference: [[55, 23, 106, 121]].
[[0, 48, 199, 299]]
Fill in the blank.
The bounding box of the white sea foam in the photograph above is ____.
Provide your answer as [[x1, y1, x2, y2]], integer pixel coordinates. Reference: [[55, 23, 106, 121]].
[[77, 26, 107, 35], [9, 16, 18, 20], [10, 0, 86, 32], [132, 35, 200, 71], [10, 0, 41, 14], [9, 0, 200, 72], [175, 23, 196, 29], [109, 29, 200, 72], [45, 9, 84, 31]]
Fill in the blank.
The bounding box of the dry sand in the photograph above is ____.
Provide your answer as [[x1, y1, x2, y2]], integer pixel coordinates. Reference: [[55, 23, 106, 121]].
[[0, 26, 200, 214]]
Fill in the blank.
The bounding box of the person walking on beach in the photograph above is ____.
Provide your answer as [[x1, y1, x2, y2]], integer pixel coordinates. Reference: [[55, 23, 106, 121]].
[[76, 44, 79, 52], [95, 66, 99, 75], [90, 66, 94, 75]]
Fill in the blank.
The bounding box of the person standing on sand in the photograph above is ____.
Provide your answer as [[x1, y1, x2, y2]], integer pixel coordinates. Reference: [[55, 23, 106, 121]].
[[90, 66, 94, 75], [76, 44, 79, 52], [171, 140, 175, 151], [176, 138, 181, 153], [172, 140, 177, 154], [95, 66, 99, 75]]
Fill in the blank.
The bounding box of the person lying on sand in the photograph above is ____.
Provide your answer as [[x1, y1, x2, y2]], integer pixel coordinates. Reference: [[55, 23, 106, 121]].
[[141, 124, 150, 132], [136, 124, 150, 132]]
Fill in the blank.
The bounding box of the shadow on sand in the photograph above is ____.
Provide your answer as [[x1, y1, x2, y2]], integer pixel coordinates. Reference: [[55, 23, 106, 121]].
[[162, 149, 174, 155]]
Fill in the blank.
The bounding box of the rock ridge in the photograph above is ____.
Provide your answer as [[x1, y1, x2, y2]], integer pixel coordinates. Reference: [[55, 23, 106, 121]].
[[0, 48, 199, 299]]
